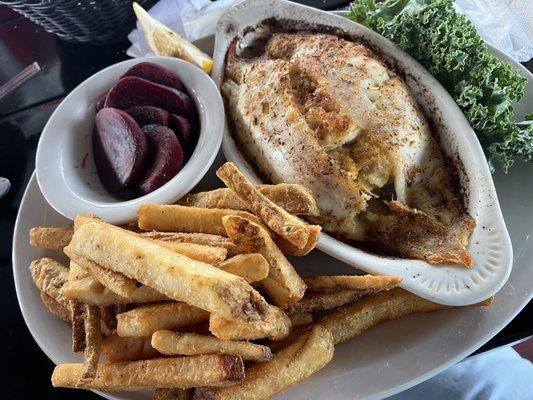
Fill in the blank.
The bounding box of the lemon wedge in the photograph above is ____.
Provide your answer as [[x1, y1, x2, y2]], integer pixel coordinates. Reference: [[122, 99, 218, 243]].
[[132, 2, 213, 74]]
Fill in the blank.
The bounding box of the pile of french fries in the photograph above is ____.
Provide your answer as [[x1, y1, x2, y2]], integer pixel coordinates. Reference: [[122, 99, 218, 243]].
[[28, 162, 489, 400]]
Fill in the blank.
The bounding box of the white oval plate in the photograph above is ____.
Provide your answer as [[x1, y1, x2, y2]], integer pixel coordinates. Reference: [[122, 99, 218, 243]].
[[12, 11, 533, 400], [213, 0, 514, 306]]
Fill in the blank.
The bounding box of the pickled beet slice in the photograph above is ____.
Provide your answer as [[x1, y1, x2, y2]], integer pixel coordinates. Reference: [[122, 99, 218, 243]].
[[127, 106, 169, 127], [169, 114, 192, 151], [137, 125, 183, 195], [93, 108, 147, 192], [104, 76, 192, 116], [122, 62, 186, 92]]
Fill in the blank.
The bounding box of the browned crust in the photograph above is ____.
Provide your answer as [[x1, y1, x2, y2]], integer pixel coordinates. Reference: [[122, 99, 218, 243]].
[[29, 227, 73, 249], [40, 292, 72, 324], [29, 258, 70, 309], [70, 300, 86, 353], [79, 305, 101, 383]]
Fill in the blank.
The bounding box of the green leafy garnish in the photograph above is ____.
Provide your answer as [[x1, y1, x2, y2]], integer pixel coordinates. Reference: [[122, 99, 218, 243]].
[[348, 0, 532, 171]]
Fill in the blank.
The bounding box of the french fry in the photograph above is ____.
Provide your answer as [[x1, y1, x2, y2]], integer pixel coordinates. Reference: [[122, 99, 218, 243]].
[[303, 275, 402, 292], [29, 227, 73, 249], [52, 355, 245, 390], [222, 215, 306, 308], [154, 388, 192, 400], [65, 221, 270, 323], [117, 302, 209, 337], [285, 290, 371, 314], [138, 204, 264, 236], [273, 227, 321, 256], [194, 326, 334, 400], [152, 240, 227, 265], [68, 260, 90, 281], [64, 252, 138, 298], [179, 184, 319, 217], [317, 289, 448, 344], [209, 305, 291, 341], [79, 305, 101, 383], [288, 312, 313, 328], [74, 214, 101, 231], [216, 254, 269, 283], [141, 231, 239, 256], [216, 162, 321, 249], [66, 260, 88, 353], [102, 335, 160, 363], [152, 331, 272, 362], [40, 292, 72, 324], [29, 258, 70, 309], [70, 300, 86, 353], [61, 275, 168, 306]]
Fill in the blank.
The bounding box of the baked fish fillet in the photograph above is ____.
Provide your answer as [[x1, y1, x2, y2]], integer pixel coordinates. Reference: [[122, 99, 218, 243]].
[[223, 32, 475, 267]]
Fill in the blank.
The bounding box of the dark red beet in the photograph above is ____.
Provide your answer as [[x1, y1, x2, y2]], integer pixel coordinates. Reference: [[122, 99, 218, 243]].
[[93, 108, 147, 192], [137, 125, 183, 195], [127, 106, 169, 127], [95, 92, 107, 112], [169, 114, 192, 151], [122, 62, 186, 92], [104, 76, 192, 116]]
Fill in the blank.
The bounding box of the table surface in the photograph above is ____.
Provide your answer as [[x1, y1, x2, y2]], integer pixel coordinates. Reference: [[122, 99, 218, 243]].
[[0, 2, 531, 399]]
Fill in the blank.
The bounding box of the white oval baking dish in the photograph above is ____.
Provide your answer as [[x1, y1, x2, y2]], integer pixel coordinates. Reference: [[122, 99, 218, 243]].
[[212, 0, 513, 306]]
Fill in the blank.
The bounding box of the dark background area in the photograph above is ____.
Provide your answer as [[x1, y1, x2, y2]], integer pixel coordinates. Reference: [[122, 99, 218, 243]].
[[0, 1, 531, 399]]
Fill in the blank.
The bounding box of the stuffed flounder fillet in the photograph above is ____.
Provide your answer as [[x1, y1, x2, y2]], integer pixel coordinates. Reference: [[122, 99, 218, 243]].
[[222, 32, 475, 267]]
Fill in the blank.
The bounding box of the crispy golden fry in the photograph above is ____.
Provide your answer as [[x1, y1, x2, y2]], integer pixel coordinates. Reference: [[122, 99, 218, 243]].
[[288, 312, 313, 328], [154, 388, 192, 400], [66, 221, 270, 323], [79, 305, 101, 383], [117, 302, 209, 337], [102, 335, 160, 363], [142, 231, 239, 256], [216, 254, 269, 283], [29, 258, 70, 309], [317, 289, 448, 344], [74, 214, 102, 231], [152, 331, 272, 362], [217, 162, 321, 249], [209, 305, 291, 341], [68, 260, 90, 281], [52, 355, 245, 390], [61, 275, 168, 306], [40, 292, 72, 324], [194, 326, 334, 400], [138, 204, 264, 236], [223, 215, 306, 308], [179, 184, 319, 217], [273, 227, 321, 256], [285, 290, 370, 314], [29, 227, 73, 249], [303, 275, 402, 292], [64, 251, 138, 298], [66, 259, 88, 353], [152, 240, 227, 265], [70, 300, 86, 353]]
